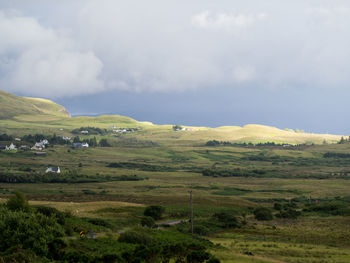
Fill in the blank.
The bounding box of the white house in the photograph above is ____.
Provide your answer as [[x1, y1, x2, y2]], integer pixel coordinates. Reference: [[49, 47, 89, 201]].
[[82, 142, 89, 148], [31, 142, 44, 150], [41, 139, 49, 145], [81, 130, 89, 134], [31, 140, 49, 151], [6, 143, 17, 150], [45, 167, 60, 174]]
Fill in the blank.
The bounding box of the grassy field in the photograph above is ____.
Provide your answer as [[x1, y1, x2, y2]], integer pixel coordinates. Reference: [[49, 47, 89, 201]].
[[2, 142, 350, 262], [1, 90, 350, 262]]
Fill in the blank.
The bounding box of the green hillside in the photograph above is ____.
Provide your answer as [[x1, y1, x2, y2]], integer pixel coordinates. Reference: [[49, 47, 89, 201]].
[[0, 90, 344, 144], [0, 90, 70, 119]]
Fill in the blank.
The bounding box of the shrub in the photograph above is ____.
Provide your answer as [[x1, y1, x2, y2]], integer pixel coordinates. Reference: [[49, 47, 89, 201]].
[[144, 205, 165, 220], [193, 225, 210, 236], [141, 216, 156, 228], [118, 230, 153, 245], [87, 218, 112, 228], [274, 203, 283, 211], [276, 208, 301, 219], [0, 206, 64, 257], [6, 191, 30, 212], [253, 207, 273, 221], [35, 205, 66, 225], [213, 212, 241, 228]]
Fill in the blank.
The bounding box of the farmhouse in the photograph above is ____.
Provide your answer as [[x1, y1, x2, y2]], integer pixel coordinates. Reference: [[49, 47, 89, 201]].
[[31, 139, 49, 150], [6, 143, 17, 150], [45, 167, 60, 174], [73, 142, 83, 148], [73, 142, 89, 148]]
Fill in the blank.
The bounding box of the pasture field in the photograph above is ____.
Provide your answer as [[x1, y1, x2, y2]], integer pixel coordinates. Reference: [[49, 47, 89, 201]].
[[1, 139, 350, 262], [1, 91, 350, 262]]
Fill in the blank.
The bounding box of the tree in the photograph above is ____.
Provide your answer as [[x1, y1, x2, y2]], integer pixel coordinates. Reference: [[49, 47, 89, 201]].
[[73, 136, 81, 143], [144, 205, 165, 220], [6, 191, 31, 212], [172, 125, 183, 131], [89, 137, 97, 147], [99, 138, 111, 147]]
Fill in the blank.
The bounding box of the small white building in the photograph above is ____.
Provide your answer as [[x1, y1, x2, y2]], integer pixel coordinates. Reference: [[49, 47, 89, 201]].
[[45, 167, 60, 174], [82, 142, 89, 148], [6, 143, 17, 150], [41, 139, 49, 145], [31, 142, 44, 151], [81, 130, 89, 134], [31, 140, 49, 151]]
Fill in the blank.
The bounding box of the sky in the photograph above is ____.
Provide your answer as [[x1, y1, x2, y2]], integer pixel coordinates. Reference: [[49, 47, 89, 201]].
[[0, 0, 350, 134]]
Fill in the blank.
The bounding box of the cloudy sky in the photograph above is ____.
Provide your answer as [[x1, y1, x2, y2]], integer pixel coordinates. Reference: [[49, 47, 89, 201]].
[[1, 0, 350, 134]]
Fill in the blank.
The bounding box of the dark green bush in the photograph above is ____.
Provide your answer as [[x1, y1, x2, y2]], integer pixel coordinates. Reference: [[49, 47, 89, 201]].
[[276, 208, 301, 219], [6, 191, 30, 212], [35, 205, 66, 225], [0, 206, 64, 257], [118, 230, 153, 245], [87, 218, 113, 228], [253, 207, 273, 221], [144, 205, 165, 220], [141, 216, 156, 228], [213, 212, 241, 228], [193, 225, 210, 236]]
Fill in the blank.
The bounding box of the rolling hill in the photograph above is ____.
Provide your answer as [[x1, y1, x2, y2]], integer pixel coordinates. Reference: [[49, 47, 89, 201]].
[[0, 89, 344, 144], [0, 90, 70, 119]]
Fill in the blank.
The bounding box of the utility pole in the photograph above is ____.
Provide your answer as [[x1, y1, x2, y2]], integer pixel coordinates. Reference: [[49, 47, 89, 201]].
[[190, 190, 193, 234]]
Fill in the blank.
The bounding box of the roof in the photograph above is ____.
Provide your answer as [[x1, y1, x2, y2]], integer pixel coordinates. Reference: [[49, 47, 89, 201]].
[[47, 167, 59, 172]]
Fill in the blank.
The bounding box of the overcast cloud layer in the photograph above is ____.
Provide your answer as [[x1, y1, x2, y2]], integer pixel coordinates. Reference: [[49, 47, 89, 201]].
[[1, 1, 350, 133], [1, 0, 350, 96]]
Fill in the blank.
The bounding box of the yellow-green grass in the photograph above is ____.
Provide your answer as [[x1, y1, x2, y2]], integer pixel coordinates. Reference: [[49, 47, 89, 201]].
[[0, 90, 69, 119], [211, 216, 350, 263], [0, 90, 344, 144]]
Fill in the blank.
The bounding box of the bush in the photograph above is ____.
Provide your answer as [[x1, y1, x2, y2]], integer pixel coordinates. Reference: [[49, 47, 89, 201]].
[[144, 205, 165, 220], [118, 230, 153, 245], [193, 225, 210, 236], [0, 206, 64, 257], [276, 208, 301, 219], [35, 205, 66, 225], [253, 207, 273, 221], [6, 191, 31, 212], [87, 218, 112, 228], [141, 216, 156, 228], [213, 212, 241, 228]]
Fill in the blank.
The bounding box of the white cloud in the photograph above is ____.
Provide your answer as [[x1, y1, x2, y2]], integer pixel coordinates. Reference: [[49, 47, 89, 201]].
[[232, 66, 255, 82], [1, 0, 350, 98], [0, 10, 103, 98], [191, 11, 267, 31]]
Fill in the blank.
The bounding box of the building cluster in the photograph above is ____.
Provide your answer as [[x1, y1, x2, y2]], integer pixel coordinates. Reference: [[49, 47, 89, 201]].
[[112, 127, 140, 134], [174, 127, 193, 131]]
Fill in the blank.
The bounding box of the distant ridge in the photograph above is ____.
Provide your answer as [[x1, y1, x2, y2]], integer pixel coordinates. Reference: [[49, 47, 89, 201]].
[[0, 90, 343, 144]]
